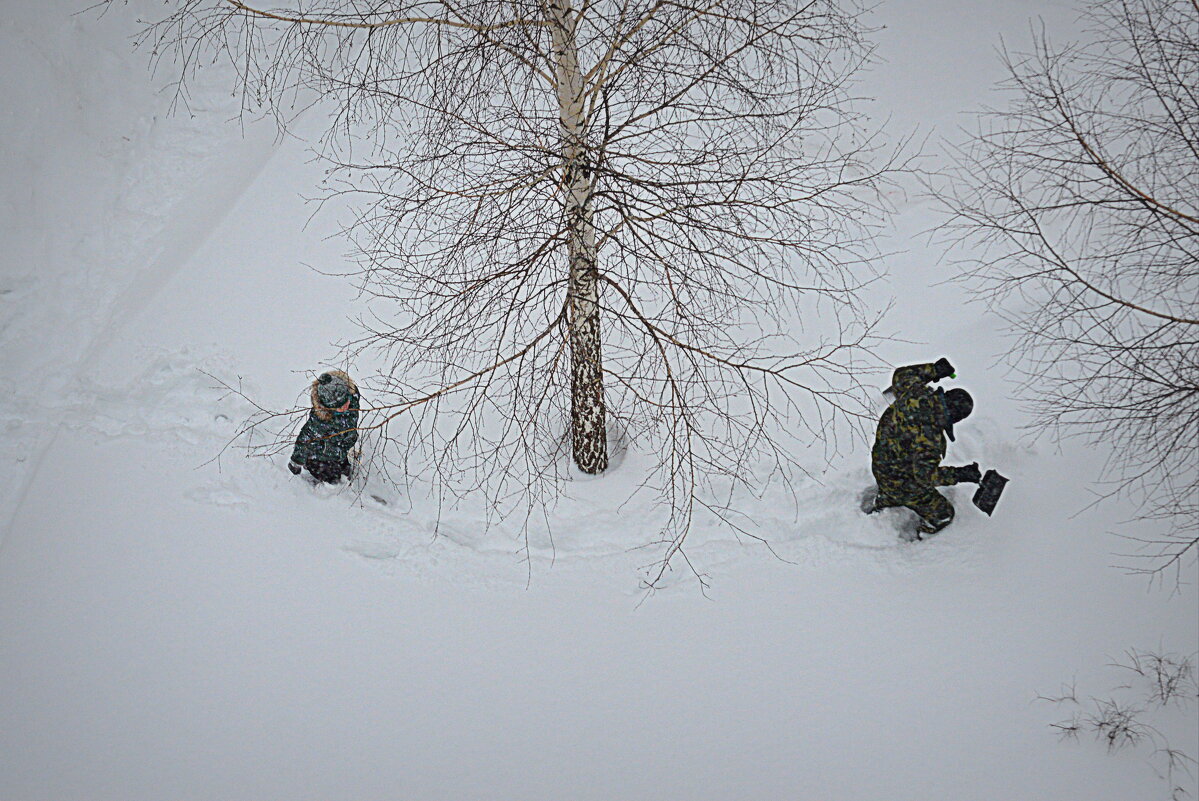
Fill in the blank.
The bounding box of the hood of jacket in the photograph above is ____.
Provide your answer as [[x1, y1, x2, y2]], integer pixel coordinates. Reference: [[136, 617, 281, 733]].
[[311, 370, 359, 422]]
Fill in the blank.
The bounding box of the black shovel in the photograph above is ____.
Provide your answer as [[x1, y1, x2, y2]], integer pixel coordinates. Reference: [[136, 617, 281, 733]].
[[972, 469, 1009, 516]]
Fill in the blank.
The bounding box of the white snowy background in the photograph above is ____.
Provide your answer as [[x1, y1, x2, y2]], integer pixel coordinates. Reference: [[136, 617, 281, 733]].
[[1, 1, 1195, 799]]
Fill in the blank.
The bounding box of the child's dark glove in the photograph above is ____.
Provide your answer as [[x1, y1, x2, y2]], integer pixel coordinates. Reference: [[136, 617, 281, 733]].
[[953, 462, 982, 484], [288, 460, 302, 475], [933, 357, 956, 380]]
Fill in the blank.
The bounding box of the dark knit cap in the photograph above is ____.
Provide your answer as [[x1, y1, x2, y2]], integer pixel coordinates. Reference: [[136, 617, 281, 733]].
[[941, 387, 974, 441], [316, 372, 351, 409]]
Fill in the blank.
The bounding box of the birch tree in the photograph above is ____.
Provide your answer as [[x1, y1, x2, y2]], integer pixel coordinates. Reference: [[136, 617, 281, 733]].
[[135, 0, 895, 582], [940, 0, 1198, 576]]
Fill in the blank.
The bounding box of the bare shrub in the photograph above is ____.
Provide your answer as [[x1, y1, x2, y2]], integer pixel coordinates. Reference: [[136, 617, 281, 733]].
[[1112, 648, 1199, 708], [1038, 647, 1198, 798]]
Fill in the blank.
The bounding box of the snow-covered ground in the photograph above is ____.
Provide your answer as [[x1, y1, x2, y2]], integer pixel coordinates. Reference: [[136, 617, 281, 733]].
[[1, 2, 1195, 800]]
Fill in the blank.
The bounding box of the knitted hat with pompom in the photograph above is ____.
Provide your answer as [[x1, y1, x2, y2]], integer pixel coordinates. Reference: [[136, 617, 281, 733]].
[[316, 372, 351, 409]]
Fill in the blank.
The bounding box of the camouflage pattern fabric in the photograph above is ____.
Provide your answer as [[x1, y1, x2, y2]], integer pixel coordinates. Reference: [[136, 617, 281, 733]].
[[871, 362, 958, 535], [291, 373, 360, 475], [874, 484, 954, 535]]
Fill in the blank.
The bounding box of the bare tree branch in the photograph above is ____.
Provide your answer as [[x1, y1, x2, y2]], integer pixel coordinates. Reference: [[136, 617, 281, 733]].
[[225, 0, 550, 31], [937, 0, 1199, 576]]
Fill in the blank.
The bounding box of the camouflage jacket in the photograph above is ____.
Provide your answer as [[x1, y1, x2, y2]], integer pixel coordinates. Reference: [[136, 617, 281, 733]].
[[871, 363, 958, 488], [290, 372, 360, 466]]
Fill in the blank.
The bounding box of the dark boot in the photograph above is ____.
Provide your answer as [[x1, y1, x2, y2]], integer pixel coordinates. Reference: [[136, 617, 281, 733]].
[[307, 460, 345, 484]]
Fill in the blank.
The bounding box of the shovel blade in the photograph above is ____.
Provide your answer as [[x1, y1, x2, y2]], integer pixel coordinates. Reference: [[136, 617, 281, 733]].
[[972, 469, 1009, 516]]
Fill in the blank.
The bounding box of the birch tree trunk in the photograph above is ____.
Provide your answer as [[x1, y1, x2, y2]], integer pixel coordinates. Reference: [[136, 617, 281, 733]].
[[549, 0, 608, 474]]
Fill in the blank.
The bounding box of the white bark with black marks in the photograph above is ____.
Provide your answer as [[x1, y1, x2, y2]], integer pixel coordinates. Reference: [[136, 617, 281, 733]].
[[549, 0, 608, 474]]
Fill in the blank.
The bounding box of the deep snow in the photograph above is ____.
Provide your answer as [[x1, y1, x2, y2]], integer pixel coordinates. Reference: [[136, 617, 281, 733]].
[[1, 2, 1195, 800]]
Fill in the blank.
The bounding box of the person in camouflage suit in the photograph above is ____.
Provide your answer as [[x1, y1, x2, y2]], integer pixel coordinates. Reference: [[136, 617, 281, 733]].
[[870, 358, 981, 537], [288, 370, 360, 483]]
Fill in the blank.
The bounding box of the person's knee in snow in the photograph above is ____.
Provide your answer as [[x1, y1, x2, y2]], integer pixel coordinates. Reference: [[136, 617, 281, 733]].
[[911, 489, 955, 535]]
